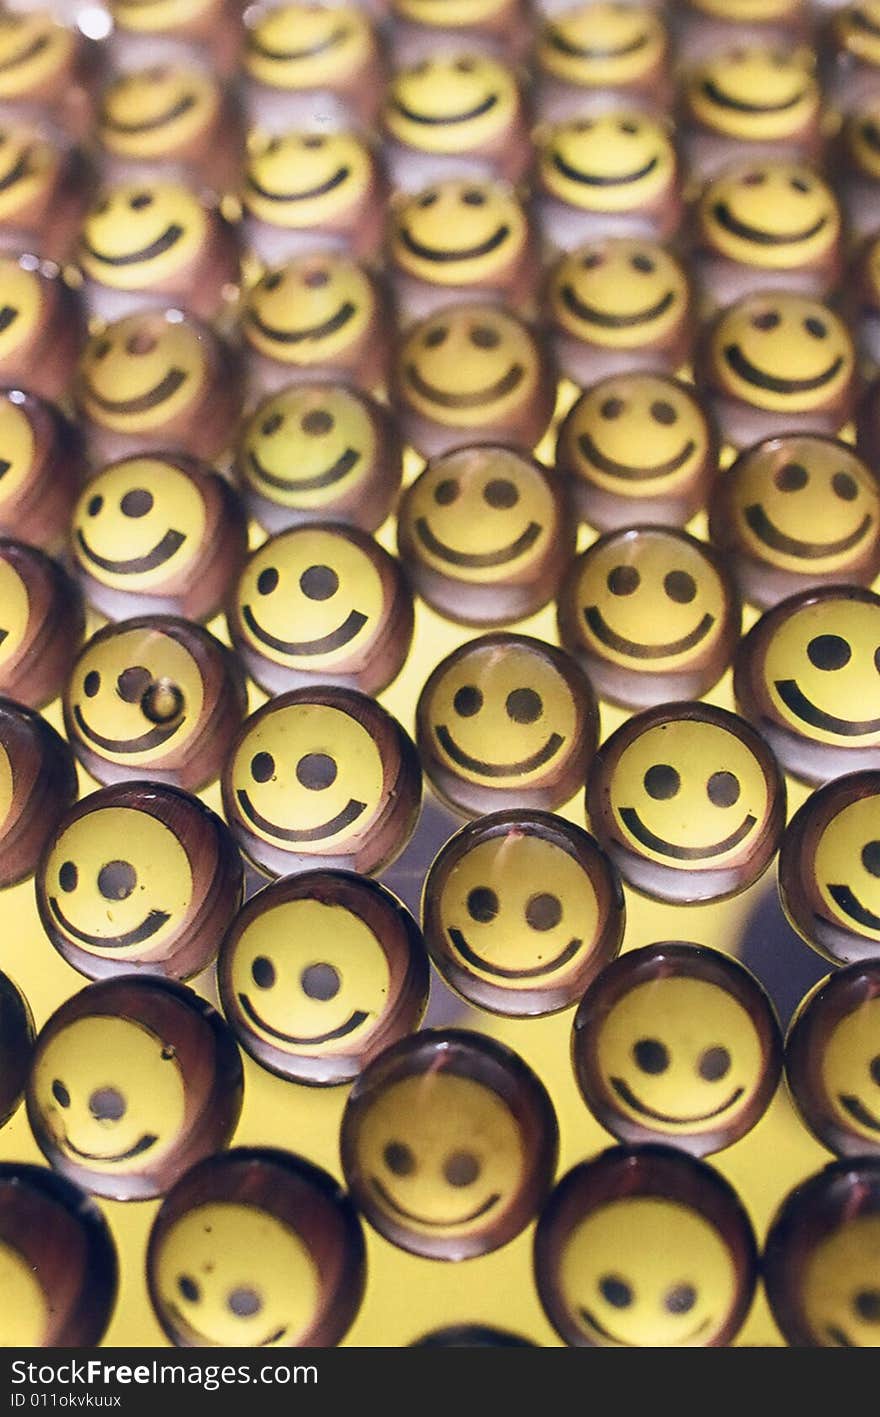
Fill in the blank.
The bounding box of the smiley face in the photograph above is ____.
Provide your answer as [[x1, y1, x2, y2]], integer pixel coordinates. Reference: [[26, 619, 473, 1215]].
[[0, 11, 72, 97], [573, 943, 781, 1154], [0, 130, 63, 224], [245, 3, 373, 91], [340, 1029, 557, 1259], [244, 130, 373, 233], [538, 3, 667, 88], [843, 99, 880, 180], [72, 457, 206, 592], [735, 588, 880, 781], [77, 312, 210, 434], [222, 688, 421, 878], [833, 1, 880, 66], [0, 551, 30, 669], [0, 255, 46, 365], [558, 527, 739, 706], [99, 66, 220, 160], [535, 1150, 757, 1347], [417, 633, 598, 817], [243, 253, 375, 366], [698, 160, 840, 270], [549, 238, 690, 352], [588, 702, 785, 903], [390, 179, 528, 288], [78, 182, 207, 290], [686, 47, 819, 140], [0, 540, 84, 710], [219, 871, 428, 1085], [227, 523, 412, 695], [537, 111, 677, 212], [708, 293, 854, 413], [786, 962, 880, 1157], [423, 810, 624, 1017], [26, 977, 243, 1200], [385, 55, 519, 154]]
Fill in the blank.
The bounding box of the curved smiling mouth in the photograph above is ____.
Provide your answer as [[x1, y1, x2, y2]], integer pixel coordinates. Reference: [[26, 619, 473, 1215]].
[[249, 24, 351, 61], [0, 148, 33, 193], [579, 1307, 711, 1346], [744, 505, 871, 559], [49, 897, 171, 948], [723, 345, 845, 395], [248, 302, 355, 345], [400, 223, 510, 264], [826, 883, 880, 931], [435, 724, 564, 777], [578, 431, 695, 481], [60, 1131, 158, 1164], [774, 680, 880, 736], [238, 993, 369, 1045], [84, 367, 188, 415], [236, 788, 366, 842], [105, 93, 197, 135], [547, 28, 647, 59], [701, 79, 805, 114], [0, 32, 49, 73], [585, 606, 715, 659], [447, 926, 582, 979], [851, 7, 880, 37], [82, 223, 185, 267], [370, 1176, 501, 1228], [247, 165, 350, 203], [552, 151, 659, 186], [618, 806, 758, 860], [77, 527, 186, 575], [611, 1074, 745, 1124], [248, 445, 360, 492], [72, 703, 184, 754], [416, 517, 541, 567], [406, 362, 524, 409], [241, 604, 368, 656], [392, 93, 498, 126], [712, 202, 828, 247], [838, 1092, 880, 1131], [561, 283, 675, 329]]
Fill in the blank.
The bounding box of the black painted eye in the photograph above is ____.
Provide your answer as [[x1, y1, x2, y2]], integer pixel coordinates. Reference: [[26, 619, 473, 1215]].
[[302, 268, 329, 289], [129, 191, 153, 210], [454, 685, 482, 717], [644, 763, 680, 799], [468, 886, 499, 922], [51, 1079, 70, 1108], [854, 1290, 880, 1322], [833, 471, 858, 501], [774, 462, 808, 492], [525, 893, 562, 931], [228, 1288, 262, 1318], [619, 119, 639, 134], [608, 564, 640, 595], [870, 1055, 880, 1086], [261, 412, 283, 436], [455, 56, 475, 72], [257, 567, 278, 595], [301, 963, 340, 1000], [599, 1275, 633, 1308], [301, 409, 333, 436], [263, 271, 282, 292], [300, 565, 338, 600], [601, 397, 625, 419], [484, 478, 518, 509], [296, 753, 337, 790], [301, 134, 324, 149], [633, 1038, 669, 1074], [790, 175, 811, 193], [89, 1087, 125, 1122], [862, 841, 880, 877], [418, 190, 438, 208], [251, 751, 275, 782], [117, 665, 152, 703], [582, 251, 603, 269], [384, 1141, 415, 1175], [651, 401, 677, 426], [742, 171, 766, 186], [471, 325, 500, 349], [698, 1046, 731, 1081], [251, 956, 275, 988], [807, 634, 851, 671], [178, 1276, 200, 1304], [59, 861, 78, 893], [805, 316, 827, 339], [631, 253, 654, 273], [506, 688, 542, 723], [665, 1284, 697, 1315], [752, 310, 781, 331], [434, 477, 459, 505], [83, 670, 101, 697], [97, 861, 136, 901], [87, 494, 104, 516], [444, 1151, 480, 1186], [424, 325, 447, 348], [462, 188, 486, 206], [120, 488, 153, 518], [707, 771, 740, 807], [664, 570, 696, 603]]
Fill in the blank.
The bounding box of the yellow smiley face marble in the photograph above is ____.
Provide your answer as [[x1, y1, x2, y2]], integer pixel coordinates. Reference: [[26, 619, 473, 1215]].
[[0, 539, 84, 710], [245, 3, 372, 91], [99, 66, 220, 161], [538, 3, 668, 94], [243, 130, 382, 263], [698, 161, 840, 275], [0, 255, 84, 402], [0, 391, 85, 554], [386, 54, 519, 155], [685, 47, 819, 142], [786, 961, 880, 1156], [340, 1029, 558, 1258]]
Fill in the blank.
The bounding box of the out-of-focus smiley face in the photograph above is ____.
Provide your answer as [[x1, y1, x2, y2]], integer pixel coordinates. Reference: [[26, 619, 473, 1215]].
[[538, 111, 676, 212], [152, 1202, 320, 1347], [549, 238, 689, 351], [813, 796, 880, 946], [78, 182, 207, 289], [698, 161, 840, 270], [819, 993, 880, 1142], [0, 394, 36, 511], [31, 1013, 187, 1176], [245, 3, 372, 91], [0, 554, 30, 669], [539, 3, 667, 88], [243, 254, 374, 364], [385, 54, 519, 154], [0, 11, 72, 96], [833, 1, 880, 66], [0, 257, 46, 364], [710, 293, 854, 413], [239, 384, 378, 509], [77, 312, 208, 434], [803, 1214, 880, 1346], [844, 99, 880, 179], [398, 304, 543, 430], [244, 131, 372, 229], [686, 47, 819, 140], [390, 179, 528, 288], [0, 131, 62, 224], [99, 66, 220, 160], [72, 457, 206, 592]]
